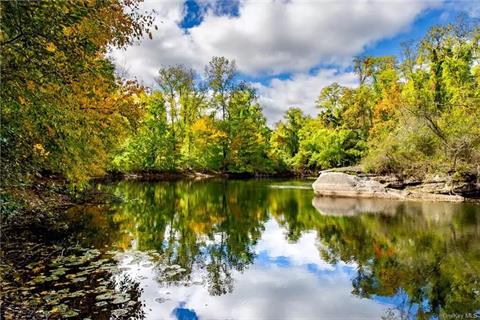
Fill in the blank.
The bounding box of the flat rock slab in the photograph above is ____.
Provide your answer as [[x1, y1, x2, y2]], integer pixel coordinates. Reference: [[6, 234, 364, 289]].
[[312, 172, 465, 202]]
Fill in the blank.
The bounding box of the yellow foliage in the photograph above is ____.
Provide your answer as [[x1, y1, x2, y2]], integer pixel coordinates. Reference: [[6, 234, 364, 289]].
[[45, 42, 57, 52], [63, 26, 73, 36]]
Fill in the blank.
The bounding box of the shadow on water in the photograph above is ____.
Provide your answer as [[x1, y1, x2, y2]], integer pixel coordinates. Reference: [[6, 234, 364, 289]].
[[1, 179, 479, 319]]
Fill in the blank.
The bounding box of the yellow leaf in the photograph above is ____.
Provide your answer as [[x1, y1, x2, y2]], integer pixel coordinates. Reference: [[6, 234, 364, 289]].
[[63, 27, 73, 36], [18, 96, 26, 105], [50, 307, 60, 314], [33, 144, 49, 157], [46, 42, 56, 52], [27, 81, 35, 90]]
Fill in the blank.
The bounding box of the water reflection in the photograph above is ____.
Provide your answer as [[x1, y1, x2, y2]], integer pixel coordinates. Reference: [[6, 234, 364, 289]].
[[76, 180, 479, 319]]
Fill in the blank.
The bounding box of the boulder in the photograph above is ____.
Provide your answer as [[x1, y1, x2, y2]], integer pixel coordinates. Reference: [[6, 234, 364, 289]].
[[312, 172, 389, 198]]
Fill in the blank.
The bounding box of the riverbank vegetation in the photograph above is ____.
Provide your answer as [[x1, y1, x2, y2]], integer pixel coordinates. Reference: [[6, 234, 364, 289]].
[[1, 0, 479, 191]]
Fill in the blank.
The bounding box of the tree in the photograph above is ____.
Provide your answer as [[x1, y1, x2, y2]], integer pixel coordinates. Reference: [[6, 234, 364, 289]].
[[189, 116, 225, 171], [270, 108, 309, 170], [0, 0, 153, 184], [155, 65, 206, 168], [227, 87, 272, 173], [205, 57, 238, 169], [363, 20, 480, 176], [292, 119, 365, 172], [205, 57, 237, 121], [316, 83, 346, 128], [111, 92, 176, 171]]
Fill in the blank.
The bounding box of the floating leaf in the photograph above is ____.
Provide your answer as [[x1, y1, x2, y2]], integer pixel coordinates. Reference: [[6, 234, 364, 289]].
[[111, 294, 130, 304], [64, 310, 79, 318], [32, 275, 46, 284], [112, 309, 128, 317], [67, 291, 85, 298], [95, 301, 108, 307], [71, 277, 87, 283], [96, 293, 114, 301]]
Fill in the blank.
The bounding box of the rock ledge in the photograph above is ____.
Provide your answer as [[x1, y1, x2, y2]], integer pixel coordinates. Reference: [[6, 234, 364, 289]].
[[312, 172, 476, 202]]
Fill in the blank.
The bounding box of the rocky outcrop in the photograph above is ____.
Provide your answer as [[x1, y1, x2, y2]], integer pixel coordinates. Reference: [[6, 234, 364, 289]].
[[312, 171, 478, 202]]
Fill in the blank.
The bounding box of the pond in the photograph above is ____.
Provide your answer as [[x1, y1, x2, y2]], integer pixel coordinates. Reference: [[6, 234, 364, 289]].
[[1, 179, 479, 319]]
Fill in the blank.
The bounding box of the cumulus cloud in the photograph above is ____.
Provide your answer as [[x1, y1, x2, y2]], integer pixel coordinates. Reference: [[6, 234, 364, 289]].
[[110, 0, 447, 122], [254, 69, 357, 125], [112, 0, 434, 83]]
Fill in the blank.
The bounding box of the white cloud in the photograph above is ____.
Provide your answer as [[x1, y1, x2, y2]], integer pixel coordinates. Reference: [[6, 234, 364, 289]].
[[111, 0, 442, 122], [254, 69, 357, 125], [112, 0, 435, 84]]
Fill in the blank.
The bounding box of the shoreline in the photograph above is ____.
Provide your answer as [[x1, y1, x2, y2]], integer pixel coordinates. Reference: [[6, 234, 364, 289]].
[[91, 170, 303, 183]]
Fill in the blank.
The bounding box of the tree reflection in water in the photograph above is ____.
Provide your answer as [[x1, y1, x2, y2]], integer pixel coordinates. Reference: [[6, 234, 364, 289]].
[[81, 179, 479, 319], [101, 180, 268, 297]]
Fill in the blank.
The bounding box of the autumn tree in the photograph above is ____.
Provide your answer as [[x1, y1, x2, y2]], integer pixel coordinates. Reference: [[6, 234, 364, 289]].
[[0, 0, 154, 184]]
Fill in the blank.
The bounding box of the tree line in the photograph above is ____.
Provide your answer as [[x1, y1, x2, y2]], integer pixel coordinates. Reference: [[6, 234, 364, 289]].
[[112, 57, 272, 174], [114, 18, 480, 180], [1, 1, 479, 186]]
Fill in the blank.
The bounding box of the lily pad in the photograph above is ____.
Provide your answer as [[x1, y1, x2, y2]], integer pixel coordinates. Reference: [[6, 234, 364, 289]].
[[112, 309, 128, 317], [32, 275, 47, 284], [111, 294, 130, 305], [51, 267, 68, 276], [66, 291, 86, 298], [64, 310, 79, 318], [96, 293, 114, 301], [95, 301, 108, 307], [71, 276, 87, 283]]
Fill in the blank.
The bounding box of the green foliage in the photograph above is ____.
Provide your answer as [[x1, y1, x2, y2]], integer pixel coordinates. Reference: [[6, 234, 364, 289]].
[[0, 0, 152, 185], [292, 120, 366, 172], [111, 92, 176, 172], [227, 90, 273, 173], [95, 21, 480, 178], [364, 21, 480, 177], [112, 58, 273, 174], [189, 116, 225, 170], [269, 108, 309, 171], [0, 192, 24, 220], [273, 19, 480, 176]]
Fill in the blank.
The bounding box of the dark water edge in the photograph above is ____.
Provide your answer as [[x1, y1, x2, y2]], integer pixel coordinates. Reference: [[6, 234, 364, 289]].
[[91, 170, 305, 184], [1, 178, 480, 320]]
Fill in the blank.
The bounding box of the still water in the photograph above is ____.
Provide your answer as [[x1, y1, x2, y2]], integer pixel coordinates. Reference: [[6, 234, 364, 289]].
[[3, 179, 480, 319]]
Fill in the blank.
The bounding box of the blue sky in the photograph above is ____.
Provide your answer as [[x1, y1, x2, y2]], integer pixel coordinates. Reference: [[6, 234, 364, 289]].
[[112, 0, 479, 124]]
